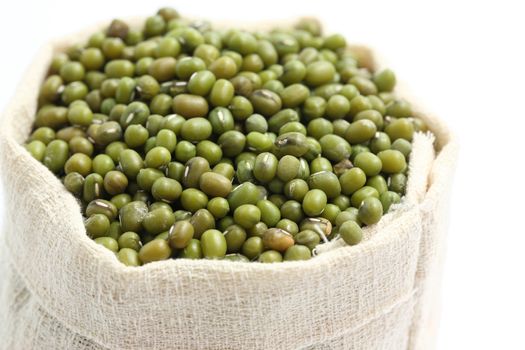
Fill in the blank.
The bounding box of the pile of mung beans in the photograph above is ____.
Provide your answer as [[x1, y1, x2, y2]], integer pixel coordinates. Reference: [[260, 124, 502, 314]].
[[24, 8, 428, 265]]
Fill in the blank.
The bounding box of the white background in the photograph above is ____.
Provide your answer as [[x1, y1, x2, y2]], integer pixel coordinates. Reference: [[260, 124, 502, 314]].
[[0, 1, 524, 348]]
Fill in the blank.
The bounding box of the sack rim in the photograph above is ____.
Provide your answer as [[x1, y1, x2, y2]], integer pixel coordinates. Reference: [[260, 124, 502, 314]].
[[0, 15, 458, 280]]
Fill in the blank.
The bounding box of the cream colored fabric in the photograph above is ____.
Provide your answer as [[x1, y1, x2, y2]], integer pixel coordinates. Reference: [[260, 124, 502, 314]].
[[0, 19, 458, 350]]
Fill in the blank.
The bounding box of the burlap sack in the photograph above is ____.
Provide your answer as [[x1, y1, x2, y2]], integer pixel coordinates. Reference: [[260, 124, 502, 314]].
[[0, 18, 458, 350]]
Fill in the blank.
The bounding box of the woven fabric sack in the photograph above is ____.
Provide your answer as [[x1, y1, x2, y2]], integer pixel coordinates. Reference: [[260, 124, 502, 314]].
[[0, 18, 458, 350]]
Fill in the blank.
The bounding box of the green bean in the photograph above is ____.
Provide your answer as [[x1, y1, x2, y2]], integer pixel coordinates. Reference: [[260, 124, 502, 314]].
[[25, 9, 429, 264]]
